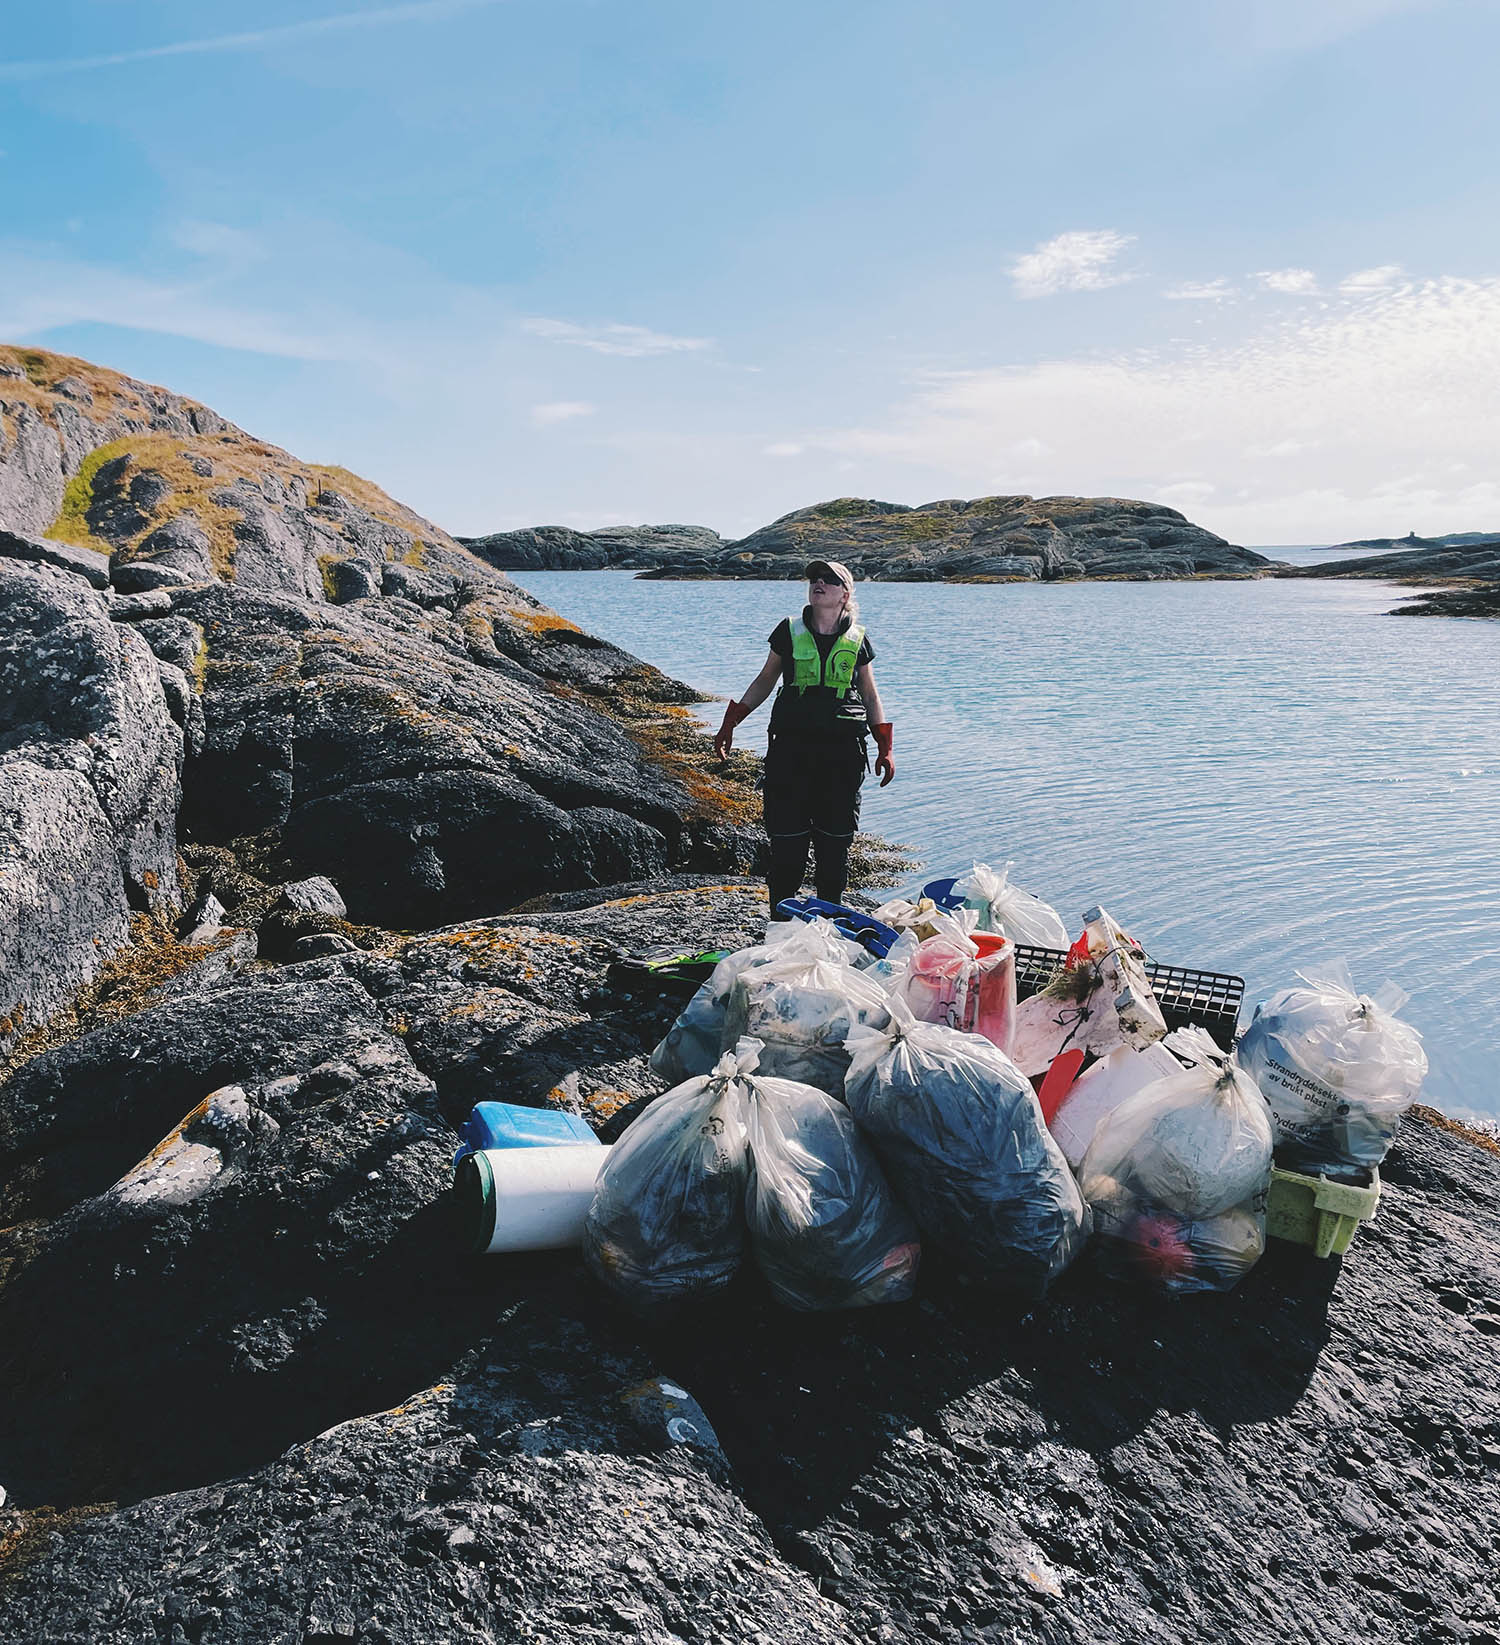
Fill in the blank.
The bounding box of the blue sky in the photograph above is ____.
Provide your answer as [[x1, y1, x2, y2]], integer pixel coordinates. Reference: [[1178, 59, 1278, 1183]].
[[4, 0, 1499, 542]]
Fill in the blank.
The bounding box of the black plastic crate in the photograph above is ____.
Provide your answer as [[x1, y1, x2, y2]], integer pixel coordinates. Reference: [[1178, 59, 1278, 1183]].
[[1012, 943, 1244, 1050]]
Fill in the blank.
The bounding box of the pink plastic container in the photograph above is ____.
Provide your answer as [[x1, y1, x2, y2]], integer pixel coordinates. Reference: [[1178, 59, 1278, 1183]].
[[901, 934, 1016, 1053]]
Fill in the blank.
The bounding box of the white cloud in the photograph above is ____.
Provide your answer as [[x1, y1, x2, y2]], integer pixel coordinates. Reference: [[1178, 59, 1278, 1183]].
[[0, 243, 345, 362], [1340, 264, 1404, 294], [0, 0, 504, 81], [1166, 279, 1234, 301], [763, 441, 804, 457], [811, 276, 1500, 543], [521, 317, 712, 358], [1255, 268, 1319, 294], [530, 400, 595, 425], [1011, 230, 1136, 299]]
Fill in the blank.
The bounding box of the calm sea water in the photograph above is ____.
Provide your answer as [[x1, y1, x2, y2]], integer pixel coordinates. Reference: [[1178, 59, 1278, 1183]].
[[514, 568, 1500, 1122]]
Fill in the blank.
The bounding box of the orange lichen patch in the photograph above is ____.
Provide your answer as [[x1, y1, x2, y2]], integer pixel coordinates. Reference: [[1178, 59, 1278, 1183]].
[[582, 1086, 636, 1122], [0, 1503, 115, 1585], [130, 1093, 215, 1175], [0, 913, 245, 1086], [504, 607, 584, 637], [1411, 1103, 1500, 1158]]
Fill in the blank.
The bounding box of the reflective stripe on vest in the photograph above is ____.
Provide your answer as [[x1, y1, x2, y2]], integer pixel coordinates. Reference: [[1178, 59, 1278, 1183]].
[[790, 616, 864, 697]]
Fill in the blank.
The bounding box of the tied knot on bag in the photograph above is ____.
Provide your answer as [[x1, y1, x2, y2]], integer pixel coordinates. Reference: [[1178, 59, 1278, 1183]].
[[710, 1036, 765, 1086], [845, 996, 918, 1063]]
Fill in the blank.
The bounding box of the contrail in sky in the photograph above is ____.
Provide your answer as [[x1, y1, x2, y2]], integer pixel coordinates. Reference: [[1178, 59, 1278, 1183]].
[[0, 0, 504, 81]]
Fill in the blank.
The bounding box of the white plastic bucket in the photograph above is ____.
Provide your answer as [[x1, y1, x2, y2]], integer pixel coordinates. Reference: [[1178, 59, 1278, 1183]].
[[454, 1144, 610, 1254]]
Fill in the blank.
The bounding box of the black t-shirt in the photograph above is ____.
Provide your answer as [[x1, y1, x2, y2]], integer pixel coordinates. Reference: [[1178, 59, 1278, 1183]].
[[766, 609, 876, 737]]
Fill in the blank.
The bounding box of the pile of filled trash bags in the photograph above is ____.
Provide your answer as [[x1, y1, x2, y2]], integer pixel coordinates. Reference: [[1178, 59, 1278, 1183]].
[[584, 862, 1428, 1312]]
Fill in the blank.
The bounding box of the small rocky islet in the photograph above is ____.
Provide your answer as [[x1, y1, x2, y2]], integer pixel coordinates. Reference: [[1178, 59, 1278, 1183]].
[[463, 495, 1275, 584], [2, 344, 1499, 1643]]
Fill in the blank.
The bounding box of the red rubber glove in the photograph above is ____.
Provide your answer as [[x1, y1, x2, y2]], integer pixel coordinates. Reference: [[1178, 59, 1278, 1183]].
[[872, 722, 895, 786], [714, 699, 751, 760]]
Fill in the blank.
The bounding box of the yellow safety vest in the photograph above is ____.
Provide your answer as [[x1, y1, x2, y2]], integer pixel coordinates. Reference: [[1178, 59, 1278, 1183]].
[[790, 617, 864, 697]]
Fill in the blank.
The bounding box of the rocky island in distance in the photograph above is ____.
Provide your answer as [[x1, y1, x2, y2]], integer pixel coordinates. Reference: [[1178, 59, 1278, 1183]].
[[1276, 531, 1500, 618], [2, 342, 1499, 1643], [465, 504, 1500, 618], [463, 495, 1277, 583]]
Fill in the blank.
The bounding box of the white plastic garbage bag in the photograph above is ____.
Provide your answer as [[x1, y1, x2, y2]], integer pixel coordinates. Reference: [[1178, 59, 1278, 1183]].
[[649, 918, 862, 1086], [1079, 1046, 1273, 1294], [745, 1078, 920, 1311], [1010, 905, 1167, 1077], [866, 927, 922, 990], [585, 1040, 757, 1309], [1237, 960, 1427, 1178], [723, 946, 891, 1099], [953, 861, 1070, 949], [1049, 1027, 1220, 1170], [844, 1003, 1090, 1296]]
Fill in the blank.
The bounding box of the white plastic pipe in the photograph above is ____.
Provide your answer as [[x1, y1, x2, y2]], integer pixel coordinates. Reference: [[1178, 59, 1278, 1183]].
[[463, 1144, 611, 1254]]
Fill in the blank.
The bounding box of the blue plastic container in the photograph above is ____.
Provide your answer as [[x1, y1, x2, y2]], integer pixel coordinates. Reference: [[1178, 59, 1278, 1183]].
[[454, 1101, 600, 1169], [774, 897, 901, 958], [921, 877, 965, 911]]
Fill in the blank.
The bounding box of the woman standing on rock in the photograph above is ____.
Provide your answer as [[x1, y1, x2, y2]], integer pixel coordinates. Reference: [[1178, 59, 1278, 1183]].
[[714, 559, 894, 916]]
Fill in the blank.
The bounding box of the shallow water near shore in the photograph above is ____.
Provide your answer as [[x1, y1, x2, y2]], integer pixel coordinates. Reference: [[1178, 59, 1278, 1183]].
[[514, 568, 1500, 1122]]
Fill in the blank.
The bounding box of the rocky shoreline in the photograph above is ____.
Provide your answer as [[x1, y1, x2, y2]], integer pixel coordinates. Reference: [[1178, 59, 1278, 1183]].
[[3, 344, 1499, 1643], [464, 495, 1276, 584], [1276, 536, 1500, 618]]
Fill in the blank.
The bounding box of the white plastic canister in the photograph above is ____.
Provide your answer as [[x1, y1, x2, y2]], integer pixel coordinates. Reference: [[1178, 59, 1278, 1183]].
[[454, 1144, 611, 1254]]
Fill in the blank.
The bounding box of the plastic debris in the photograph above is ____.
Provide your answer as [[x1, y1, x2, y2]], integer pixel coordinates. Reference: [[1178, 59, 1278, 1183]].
[[1080, 1044, 1273, 1294], [745, 1076, 920, 1310], [585, 1042, 757, 1309], [1010, 905, 1167, 1077], [952, 860, 1070, 949], [1237, 960, 1427, 1179], [1049, 1025, 1220, 1170], [722, 944, 891, 1099], [649, 918, 862, 1086], [891, 930, 1016, 1052], [844, 1003, 1090, 1296]]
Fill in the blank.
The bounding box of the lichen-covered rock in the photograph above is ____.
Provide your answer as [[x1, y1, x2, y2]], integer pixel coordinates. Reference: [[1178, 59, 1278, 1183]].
[[463, 520, 725, 571], [0, 1308, 850, 1645], [0, 524, 109, 588], [275, 876, 347, 918], [173, 581, 752, 925], [0, 560, 183, 1053], [615, 494, 1275, 583]]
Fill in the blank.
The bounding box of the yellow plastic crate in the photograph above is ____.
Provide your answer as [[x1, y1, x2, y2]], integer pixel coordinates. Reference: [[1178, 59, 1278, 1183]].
[[1266, 1164, 1381, 1258]]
